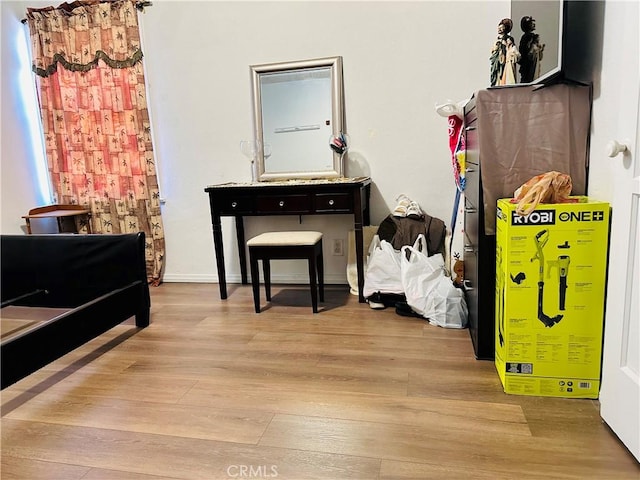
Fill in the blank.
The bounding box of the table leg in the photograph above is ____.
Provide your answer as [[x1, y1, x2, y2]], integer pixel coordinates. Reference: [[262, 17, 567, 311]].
[[211, 213, 227, 300], [235, 216, 248, 284], [354, 187, 366, 303], [354, 226, 365, 303]]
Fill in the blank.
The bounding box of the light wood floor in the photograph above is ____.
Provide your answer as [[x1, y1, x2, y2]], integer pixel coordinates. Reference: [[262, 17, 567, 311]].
[[2, 283, 638, 479]]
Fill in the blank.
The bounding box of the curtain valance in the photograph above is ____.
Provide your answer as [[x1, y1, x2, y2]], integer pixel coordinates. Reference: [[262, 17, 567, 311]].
[[26, 0, 143, 78]]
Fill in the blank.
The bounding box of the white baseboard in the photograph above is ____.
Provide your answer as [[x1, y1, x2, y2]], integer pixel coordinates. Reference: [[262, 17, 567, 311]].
[[161, 273, 218, 283], [162, 272, 347, 284]]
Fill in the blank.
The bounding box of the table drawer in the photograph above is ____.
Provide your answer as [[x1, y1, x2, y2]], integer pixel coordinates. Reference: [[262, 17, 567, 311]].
[[462, 232, 478, 307], [464, 161, 480, 206], [218, 196, 255, 214], [464, 196, 480, 243], [314, 192, 352, 212], [257, 194, 311, 214], [464, 125, 478, 161]]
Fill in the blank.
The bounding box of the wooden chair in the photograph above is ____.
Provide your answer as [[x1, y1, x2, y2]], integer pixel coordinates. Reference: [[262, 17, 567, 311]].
[[247, 231, 324, 313]]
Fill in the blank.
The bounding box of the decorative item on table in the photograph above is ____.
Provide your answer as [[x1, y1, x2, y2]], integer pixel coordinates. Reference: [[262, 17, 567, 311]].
[[489, 18, 515, 87], [501, 35, 520, 85], [329, 132, 350, 155], [518, 16, 545, 83], [240, 139, 261, 182]]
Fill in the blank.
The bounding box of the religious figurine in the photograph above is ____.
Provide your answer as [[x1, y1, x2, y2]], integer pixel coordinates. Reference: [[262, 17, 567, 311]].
[[489, 18, 515, 87], [518, 15, 545, 83], [500, 36, 520, 85]]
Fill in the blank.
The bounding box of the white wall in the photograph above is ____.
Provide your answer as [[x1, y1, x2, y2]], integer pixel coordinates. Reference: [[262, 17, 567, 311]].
[[2, 0, 509, 283], [1, 0, 53, 235]]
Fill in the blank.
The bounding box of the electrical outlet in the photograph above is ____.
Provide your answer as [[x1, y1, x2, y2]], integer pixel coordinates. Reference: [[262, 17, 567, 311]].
[[332, 238, 344, 256]]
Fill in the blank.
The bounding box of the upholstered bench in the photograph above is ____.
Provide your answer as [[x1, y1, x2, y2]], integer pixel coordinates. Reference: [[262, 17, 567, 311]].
[[247, 231, 324, 313]]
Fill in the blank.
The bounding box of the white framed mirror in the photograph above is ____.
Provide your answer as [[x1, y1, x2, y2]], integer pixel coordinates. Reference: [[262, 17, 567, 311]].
[[250, 56, 345, 181]]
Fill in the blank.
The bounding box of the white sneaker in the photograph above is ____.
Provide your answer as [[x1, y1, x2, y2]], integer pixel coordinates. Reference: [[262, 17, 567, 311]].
[[393, 194, 411, 217], [406, 201, 424, 219]]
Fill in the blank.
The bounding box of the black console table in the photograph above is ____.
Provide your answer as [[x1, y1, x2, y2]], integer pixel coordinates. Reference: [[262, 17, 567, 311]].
[[204, 177, 371, 302]]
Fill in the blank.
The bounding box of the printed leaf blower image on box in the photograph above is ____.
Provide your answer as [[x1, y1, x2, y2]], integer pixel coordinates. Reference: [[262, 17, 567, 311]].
[[548, 255, 570, 310], [531, 229, 563, 327]]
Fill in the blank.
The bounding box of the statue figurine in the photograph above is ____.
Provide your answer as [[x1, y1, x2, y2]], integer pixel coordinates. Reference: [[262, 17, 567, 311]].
[[518, 15, 545, 83], [500, 36, 521, 85], [489, 18, 515, 87]]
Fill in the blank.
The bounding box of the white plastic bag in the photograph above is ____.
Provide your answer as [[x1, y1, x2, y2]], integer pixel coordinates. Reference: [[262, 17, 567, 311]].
[[400, 244, 468, 328], [400, 245, 446, 316], [363, 234, 429, 298], [426, 277, 468, 329], [363, 235, 403, 297]]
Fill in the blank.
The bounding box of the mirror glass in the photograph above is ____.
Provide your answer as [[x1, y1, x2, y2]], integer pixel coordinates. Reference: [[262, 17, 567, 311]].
[[510, 0, 562, 84], [251, 56, 345, 181]]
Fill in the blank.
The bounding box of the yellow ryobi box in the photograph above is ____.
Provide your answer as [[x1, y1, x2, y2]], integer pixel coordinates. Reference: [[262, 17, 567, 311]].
[[494, 197, 610, 398]]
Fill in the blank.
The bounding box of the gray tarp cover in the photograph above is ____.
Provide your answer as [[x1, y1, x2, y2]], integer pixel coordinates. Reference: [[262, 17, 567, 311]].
[[475, 83, 591, 235]]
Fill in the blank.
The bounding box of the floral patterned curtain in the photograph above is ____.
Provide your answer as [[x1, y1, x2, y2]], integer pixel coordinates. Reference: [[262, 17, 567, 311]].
[[25, 0, 164, 285]]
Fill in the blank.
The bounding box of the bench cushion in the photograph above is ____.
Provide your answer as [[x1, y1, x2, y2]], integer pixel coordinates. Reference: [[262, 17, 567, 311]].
[[247, 231, 322, 247]]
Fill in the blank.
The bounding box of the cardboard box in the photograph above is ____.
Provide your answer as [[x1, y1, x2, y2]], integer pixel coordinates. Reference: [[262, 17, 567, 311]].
[[495, 197, 610, 398]]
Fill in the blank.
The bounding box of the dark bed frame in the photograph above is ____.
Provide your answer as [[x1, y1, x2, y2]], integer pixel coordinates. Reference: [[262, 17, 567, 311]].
[[1, 233, 150, 389]]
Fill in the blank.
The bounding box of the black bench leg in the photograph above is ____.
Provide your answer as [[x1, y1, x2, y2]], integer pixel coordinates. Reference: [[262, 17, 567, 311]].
[[308, 255, 319, 313], [263, 259, 272, 301], [250, 253, 261, 313], [317, 244, 324, 303]]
